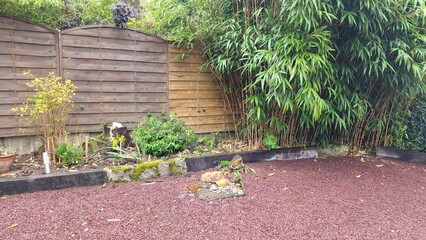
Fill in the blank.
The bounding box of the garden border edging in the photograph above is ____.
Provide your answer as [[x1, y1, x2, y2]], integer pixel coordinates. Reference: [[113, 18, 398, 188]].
[[0, 169, 106, 196], [376, 146, 426, 164], [185, 146, 320, 172]]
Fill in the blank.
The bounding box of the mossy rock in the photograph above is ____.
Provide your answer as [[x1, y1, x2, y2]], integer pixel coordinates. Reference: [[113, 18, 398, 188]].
[[131, 160, 162, 180], [104, 165, 134, 182], [165, 158, 187, 176], [110, 165, 133, 174], [105, 158, 187, 182]]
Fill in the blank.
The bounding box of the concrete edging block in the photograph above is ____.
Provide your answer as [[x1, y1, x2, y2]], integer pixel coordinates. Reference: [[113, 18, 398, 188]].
[[185, 146, 319, 172], [376, 146, 426, 164]]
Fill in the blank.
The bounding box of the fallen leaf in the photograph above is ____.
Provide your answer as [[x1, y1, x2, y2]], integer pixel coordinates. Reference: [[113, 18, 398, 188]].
[[356, 175, 361, 178], [360, 158, 366, 163], [267, 173, 275, 176], [107, 219, 121, 222], [375, 164, 384, 167], [7, 224, 18, 229]]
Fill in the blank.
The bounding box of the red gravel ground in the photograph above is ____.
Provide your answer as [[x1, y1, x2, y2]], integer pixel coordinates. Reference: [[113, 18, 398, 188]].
[[1, 156, 425, 240]]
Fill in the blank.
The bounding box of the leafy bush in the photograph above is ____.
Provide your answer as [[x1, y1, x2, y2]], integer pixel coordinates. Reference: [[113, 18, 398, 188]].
[[0, 0, 114, 29], [131, 114, 197, 157], [405, 97, 426, 152], [263, 133, 278, 150], [55, 143, 84, 167], [12, 71, 76, 160], [110, 0, 137, 28], [219, 160, 229, 169]]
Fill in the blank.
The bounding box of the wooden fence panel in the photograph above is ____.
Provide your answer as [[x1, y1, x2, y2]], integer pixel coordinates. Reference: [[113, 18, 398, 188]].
[[168, 47, 233, 133], [61, 26, 169, 132], [0, 15, 234, 138], [0, 16, 59, 137]]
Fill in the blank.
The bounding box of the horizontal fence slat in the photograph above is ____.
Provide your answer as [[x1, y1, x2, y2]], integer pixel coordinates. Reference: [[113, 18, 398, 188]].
[[64, 27, 164, 43], [168, 46, 234, 133], [63, 70, 167, 82]]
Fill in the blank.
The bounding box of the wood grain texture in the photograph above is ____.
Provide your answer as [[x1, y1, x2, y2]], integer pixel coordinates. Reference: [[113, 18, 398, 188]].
[[0, 15, 58, 136], [0, 16, 169, 137], [168, 46, 234, 133]]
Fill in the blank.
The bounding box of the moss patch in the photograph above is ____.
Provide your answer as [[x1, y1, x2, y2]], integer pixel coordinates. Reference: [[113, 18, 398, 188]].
[[165, 158, 181, 176], [109, 165, 133, 174], [131, 160, 162, 180]]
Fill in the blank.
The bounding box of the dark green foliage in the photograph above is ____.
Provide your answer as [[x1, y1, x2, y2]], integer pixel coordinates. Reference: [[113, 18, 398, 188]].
[[263, 133, 278, 150], [55, 142, 84, 167], [131, 114, 198, 157], [405, 97, 426, 152], [219, 160, 230, 169], [141, 0, 426, 151], [110, 0, 137, 28], [0, 0, 115, 29]]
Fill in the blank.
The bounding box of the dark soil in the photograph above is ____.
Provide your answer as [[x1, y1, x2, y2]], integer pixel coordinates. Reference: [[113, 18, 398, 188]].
[[1, 156, 425, 239], [0, 154, 114, 178]]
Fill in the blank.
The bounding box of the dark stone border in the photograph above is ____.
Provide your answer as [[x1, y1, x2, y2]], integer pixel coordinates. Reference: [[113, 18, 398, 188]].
[[0, 169, 106, 196], [185, 146, 319, 172], [376, 146, 426, 164]]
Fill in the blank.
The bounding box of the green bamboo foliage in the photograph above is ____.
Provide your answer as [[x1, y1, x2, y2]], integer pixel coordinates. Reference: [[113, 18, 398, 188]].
[[141, 0, 425, 151]]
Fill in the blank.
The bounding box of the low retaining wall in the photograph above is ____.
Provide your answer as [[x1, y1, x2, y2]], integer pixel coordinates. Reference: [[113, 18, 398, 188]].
[[376, 146, 426, 164], [0, 169, 106, 196], [186, 146, 319, 172]]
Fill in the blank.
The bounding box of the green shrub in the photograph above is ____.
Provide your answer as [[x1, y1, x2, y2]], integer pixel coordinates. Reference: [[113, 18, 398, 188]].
[[131, 114, 197, 157], [405, 97, 426, 152], [219, 160, 230, 169], [263, 133, 278, 150], [55, 142, 84, 167]]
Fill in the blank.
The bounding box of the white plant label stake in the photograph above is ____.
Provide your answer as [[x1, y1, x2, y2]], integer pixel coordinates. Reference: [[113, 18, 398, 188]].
[[43, 152, 51, 174]]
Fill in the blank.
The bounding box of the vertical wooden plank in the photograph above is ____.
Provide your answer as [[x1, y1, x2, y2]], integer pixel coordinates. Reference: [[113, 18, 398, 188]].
[[57, 30, 63, 78], [165, 42, 170, 117]]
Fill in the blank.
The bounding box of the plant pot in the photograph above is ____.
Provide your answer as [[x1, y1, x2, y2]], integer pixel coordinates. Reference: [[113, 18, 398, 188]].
[[0, 154, 15, 173]]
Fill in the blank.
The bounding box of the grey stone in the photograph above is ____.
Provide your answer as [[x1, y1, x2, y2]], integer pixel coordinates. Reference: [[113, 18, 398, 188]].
[[321, 145, 350, 157], [138, 168, 157, 181], [174, 158, 187, 174], [104, 166, 134, 182], [177, 191, 187, 199], [158, 162, 170, 178], [197, 183, 245, 201]]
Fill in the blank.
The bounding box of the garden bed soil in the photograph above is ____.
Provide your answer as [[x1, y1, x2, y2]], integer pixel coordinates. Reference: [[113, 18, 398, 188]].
[[1, 156, 425, 239], [0, 140, 251, 179]]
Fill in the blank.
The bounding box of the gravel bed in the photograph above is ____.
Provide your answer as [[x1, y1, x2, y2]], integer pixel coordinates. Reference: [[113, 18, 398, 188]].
[[1, 156, 425, 239]]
